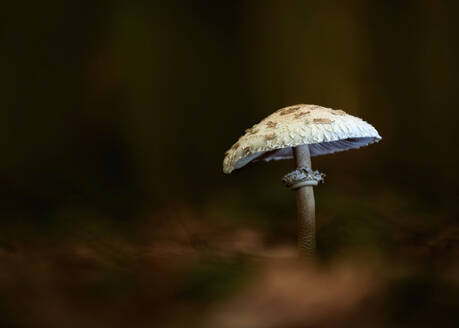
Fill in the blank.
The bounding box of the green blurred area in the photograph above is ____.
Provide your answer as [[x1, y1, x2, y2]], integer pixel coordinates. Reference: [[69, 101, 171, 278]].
[[0, 1, 458, 327]]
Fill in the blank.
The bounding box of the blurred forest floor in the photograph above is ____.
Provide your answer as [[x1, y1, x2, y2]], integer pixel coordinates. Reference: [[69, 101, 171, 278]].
[[1, 185, 458, 328]]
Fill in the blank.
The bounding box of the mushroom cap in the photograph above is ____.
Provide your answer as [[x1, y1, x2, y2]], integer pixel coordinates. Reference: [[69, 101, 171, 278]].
[[223, 104, 381, 174]]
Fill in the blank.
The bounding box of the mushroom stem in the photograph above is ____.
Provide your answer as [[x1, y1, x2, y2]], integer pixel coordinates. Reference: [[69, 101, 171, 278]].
[[293, 144, 316, 257]]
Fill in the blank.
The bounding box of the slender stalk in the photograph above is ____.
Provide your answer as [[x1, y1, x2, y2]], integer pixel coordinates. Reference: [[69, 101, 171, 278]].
[[293, 145, 316, 257]]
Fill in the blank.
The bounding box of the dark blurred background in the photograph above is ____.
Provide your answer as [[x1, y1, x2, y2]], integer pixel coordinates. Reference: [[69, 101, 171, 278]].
[[1, 1, 458, 327]]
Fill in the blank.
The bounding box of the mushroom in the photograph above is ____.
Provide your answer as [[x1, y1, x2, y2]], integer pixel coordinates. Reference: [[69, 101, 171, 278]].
[[223, 104, 381, 257]]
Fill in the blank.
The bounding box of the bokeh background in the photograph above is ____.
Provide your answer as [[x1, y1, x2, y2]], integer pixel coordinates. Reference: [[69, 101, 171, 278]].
[[1, 1, 458, 327]]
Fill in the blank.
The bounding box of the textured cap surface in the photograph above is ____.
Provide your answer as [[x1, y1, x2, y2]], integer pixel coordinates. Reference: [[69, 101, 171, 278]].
[[223, 104, 381, 174]]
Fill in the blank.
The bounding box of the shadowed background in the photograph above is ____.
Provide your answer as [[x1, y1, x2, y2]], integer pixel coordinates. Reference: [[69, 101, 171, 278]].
[[1, 1, 458, 327]]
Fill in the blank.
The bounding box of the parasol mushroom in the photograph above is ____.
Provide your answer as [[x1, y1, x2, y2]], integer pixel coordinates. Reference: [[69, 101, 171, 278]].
[[223, 104, 381, 257]]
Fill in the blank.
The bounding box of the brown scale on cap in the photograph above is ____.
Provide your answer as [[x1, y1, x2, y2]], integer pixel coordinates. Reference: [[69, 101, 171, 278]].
[[231, 142, 240, 150], [265, 121, 277, 128], [313, 118, 334, 124], [245, 127, 259, 135], [242, 147, 251, 155], [264, 133, 277, 141], [279, 106, 301, 116], [294, 111, 310, 119], [331, 109, 346, 116]]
